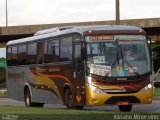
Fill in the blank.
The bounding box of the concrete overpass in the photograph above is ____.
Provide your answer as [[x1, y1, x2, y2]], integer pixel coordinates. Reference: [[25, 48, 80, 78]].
[[1, 18, 160, 47]]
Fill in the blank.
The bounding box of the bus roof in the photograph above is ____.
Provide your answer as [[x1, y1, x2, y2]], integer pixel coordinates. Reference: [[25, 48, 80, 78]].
[[7, 25, 145, 46]]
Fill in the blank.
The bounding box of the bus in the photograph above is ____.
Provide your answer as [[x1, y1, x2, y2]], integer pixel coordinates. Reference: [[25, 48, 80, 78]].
[[6, 25, 153, 111]]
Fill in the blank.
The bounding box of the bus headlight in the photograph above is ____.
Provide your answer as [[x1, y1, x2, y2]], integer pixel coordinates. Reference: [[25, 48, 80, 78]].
[[141, 83, 152, 92], [90, 85, 103, 94]]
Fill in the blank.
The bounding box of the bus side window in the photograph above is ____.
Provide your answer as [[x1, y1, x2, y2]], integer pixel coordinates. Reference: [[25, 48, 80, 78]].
[[60, 37, 72, 62], [48, 39, 59, 63], [18, 44, 27, 65], [37, 41, 45, 64], [27, 43, 37, 65], [44, 41, 48, 63], [7, 47, 12, 66], [11, 46, 18, 66]]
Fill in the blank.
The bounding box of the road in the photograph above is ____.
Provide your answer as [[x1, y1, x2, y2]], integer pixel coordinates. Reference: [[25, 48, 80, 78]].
[[0, 98, 159, 112]]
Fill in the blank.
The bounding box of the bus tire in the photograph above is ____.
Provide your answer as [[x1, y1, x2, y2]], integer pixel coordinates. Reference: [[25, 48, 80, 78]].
[[24, 88, 33, 107], [118, 105, 132, 112], [24, 88, 44, 107], [65, 88, 74, 109], [32, 103, 44, 107], [74, 106, 84, 109]]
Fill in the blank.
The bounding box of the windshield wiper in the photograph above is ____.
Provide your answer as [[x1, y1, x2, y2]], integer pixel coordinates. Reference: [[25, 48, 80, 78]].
[[121, 58, 140, 76], [119, 44, 140, 76], [112, 39, 140, 76]]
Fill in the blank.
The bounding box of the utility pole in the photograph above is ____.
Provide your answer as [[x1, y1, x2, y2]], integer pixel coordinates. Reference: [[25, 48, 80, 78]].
[[116, 0, 120, 25], [6, 0, 8, 26]]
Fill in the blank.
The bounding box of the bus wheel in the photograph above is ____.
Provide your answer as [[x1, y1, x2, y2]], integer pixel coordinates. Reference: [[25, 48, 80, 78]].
[[118, 105, 132, 112], [24, 89, 33, 107], [65, 88, 74, 109], [33, 103, 44, 107], [74, 106, 84, 109]]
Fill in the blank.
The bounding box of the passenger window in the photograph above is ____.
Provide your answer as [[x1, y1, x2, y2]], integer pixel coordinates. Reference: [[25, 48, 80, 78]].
[[60, 37, 72, 62], [11, 46, 18, 66], [18, 44, 27, 65], [37, 42, 45, 64], [27, 43, 37, 64], [7, 47, 12, 66], [43, 41, 48, 63], [48, 39, 59, 63]]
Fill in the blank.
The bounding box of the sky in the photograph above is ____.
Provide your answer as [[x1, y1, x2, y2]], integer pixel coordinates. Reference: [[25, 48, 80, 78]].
[[0, 0, 160, 57], [0, 0, 160, 26]]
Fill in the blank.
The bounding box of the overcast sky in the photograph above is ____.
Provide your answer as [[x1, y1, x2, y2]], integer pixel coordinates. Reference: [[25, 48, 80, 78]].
[[0, 0, 160, 26], [0, 0, 160, 57]]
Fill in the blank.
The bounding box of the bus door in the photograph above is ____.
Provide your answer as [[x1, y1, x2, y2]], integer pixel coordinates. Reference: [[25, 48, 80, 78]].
[[73, 42, 85, 104]]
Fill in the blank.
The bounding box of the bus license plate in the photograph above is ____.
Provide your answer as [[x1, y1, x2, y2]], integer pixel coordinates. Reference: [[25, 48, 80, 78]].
[[117, 101, 129, 105]]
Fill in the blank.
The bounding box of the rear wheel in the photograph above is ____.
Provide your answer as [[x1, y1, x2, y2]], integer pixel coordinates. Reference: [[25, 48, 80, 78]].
[[118, 105, 132, 112], [24, 88, 33, 107], [24, 88, 44, 107]]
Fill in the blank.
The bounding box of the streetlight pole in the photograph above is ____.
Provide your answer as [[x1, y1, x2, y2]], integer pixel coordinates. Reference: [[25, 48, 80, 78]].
[[116, 0, 120, 25], [6, 0, 8, 26]]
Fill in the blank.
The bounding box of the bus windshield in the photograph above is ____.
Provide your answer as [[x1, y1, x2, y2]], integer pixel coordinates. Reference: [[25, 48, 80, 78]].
[[85, 35, 151, 78]]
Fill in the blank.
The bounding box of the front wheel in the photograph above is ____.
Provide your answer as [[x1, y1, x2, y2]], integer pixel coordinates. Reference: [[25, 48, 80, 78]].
[[74, 106, 84, 109], [65, 88, 74, 109], [118, 105, 132, 112]]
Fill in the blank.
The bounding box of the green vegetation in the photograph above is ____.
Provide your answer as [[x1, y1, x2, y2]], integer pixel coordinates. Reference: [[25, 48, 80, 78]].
[[0, 57, 6, 97], [0, 70, 5, 82], [154, 88, 160, 96], [151, 41, 160, 51], [152, 41, 160, 72], [0, 57, 6, 83], [0, 106, 112, 120], [0, 91, 7, 97], [0, 57, 5, 62], [0, 106, 159, 120]]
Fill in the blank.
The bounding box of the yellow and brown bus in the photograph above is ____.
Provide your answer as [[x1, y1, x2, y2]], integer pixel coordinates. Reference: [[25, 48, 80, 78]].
[[6, 25, 153, 111]]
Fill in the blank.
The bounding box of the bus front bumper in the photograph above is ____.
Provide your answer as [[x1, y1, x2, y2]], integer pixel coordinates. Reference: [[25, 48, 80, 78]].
[[85, 83, 153, 106]]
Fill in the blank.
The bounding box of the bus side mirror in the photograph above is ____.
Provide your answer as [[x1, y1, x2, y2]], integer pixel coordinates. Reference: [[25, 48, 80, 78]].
[[154, 82, 160, 88], [147, 36, 151, 45]]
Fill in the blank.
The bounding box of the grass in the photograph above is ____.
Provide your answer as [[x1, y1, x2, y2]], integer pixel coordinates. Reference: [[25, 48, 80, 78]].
[[0, 106, 112, 120], [154, 88, 160, 96], [0, 106, 160, 120]]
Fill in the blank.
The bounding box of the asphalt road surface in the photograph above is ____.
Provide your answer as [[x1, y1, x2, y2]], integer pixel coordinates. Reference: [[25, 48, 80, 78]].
[[0, 98, 159, 112]]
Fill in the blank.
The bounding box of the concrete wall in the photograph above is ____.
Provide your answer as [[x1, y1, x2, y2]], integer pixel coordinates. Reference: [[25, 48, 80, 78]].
[[1, 18, 160, 35], [1, 18, 160, 46]]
